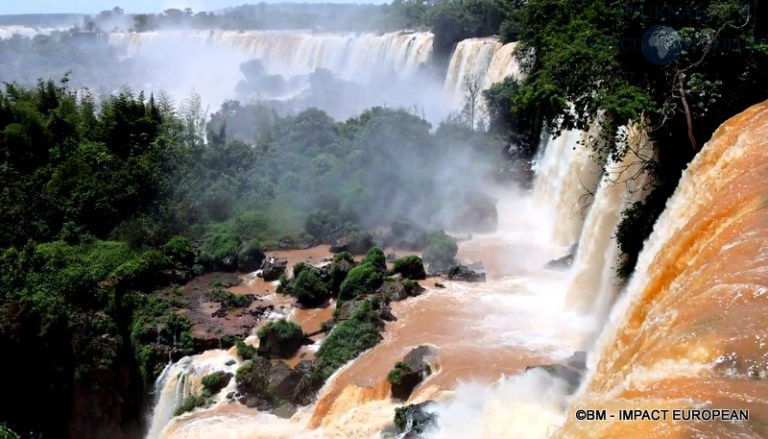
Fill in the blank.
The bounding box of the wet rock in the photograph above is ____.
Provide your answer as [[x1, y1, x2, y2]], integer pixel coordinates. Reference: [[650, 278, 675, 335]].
[[257, 321, 304, 359], [525, 351, 587, 394], [330, 233, 375, 255], [334, 298, 392, 326], [237, 240, 266, 273], [259, 257, 287, 281], [235, 356, 272, 398], [377, 278, 424, 302], [545, 244, 578, 270], [211, 272, 241, 288], [446, 265, 486, 282], [225, 359, 236, 366], [273, 402, 297, 419], [393, 401, 438, 438], [389, 346, 434, 401], [566, 351, 587, 370], [202, 371, 233, 395], [267, 362, 303, 402]]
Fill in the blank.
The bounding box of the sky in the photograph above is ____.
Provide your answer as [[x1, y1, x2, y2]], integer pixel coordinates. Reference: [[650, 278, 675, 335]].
[[0, 0, 378, 15]]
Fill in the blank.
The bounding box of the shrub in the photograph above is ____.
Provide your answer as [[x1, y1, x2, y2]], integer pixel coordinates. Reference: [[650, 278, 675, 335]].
[[292, 262, 312, 279], [328, 251, 355, 292], [237, 239, 264, 272], [305, 209, 342, 242], [256, 319, 304, 358], [112, 249, 171, 291], [201, 371, 232, 395], [391, 255, 426, 280], [235, 358, 270, 394], [362, 247, 387, 272], [422, 231, 458, 267], [235, 339, 256, 360], [206, 287, 250, 308], [174, 394, 208, 416], [315, 301, 383, 380], [387, 361, 409, 385], [163, 235, 195, 266], [338, 263, 384, 300], [199, 224, 240, 270], [292, 267, 330, 307]]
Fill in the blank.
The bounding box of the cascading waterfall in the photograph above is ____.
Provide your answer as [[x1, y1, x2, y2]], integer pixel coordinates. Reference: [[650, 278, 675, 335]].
[[108, 30, 433, 83], [146, 350, 239, 439], [0, 25, 59, 39], [442, 37, 520, 123], [563, 126, 655, 323], [559, 100, 768, 438], [532, 127, 604, 247]]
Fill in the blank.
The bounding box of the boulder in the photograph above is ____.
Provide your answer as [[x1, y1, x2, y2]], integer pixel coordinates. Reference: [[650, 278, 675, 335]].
[[389, 346, 434, 401], [267, 362, 303, 402], [235, 356, 272, 398], [393, 401, 438, 438], [237, 240, 265, 272], [256, 320, 304, 359], [446, 265, 486, 282], [525, 351, 587, 394], [259, 257, 287, 281], [377, 278, 424, 302], [545, 244, 578, 270]]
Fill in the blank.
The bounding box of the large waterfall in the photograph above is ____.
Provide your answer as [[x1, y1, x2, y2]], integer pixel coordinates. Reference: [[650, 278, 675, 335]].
[[558, 101, 768, 438], [108, 30, 434, 83]]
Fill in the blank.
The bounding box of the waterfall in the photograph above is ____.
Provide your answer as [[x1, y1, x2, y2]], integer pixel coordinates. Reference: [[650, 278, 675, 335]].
[[563, 126, 655, 322], [559, 100, 768, 438], [146, 350, 239, 439], [532, 127, 604, 247], [0, 25, 59, 39], [442, 37, 519, 125], [108, 30, 433, 83]]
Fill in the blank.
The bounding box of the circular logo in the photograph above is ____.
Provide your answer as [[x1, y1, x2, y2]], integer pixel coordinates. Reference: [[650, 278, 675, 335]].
[[641, 25, 682, 65]]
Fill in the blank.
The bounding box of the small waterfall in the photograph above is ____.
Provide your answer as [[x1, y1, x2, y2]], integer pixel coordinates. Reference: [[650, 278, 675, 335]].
[[146, 359, 196, 439], [442, 37, 519, 123], [146, 350, 239, 439], [532, 126, 604, 247], [564, 126, 655, 322]]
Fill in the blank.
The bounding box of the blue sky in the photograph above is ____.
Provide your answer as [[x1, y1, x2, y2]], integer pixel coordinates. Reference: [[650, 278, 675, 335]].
[[0, 0, 379, 15]]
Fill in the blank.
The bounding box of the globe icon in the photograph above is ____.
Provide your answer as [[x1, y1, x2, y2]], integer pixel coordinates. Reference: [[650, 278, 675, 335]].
[[641, 25, 682, 65]]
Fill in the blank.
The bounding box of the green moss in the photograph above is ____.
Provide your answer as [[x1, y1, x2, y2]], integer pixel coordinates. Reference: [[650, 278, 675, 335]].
[[291, 267, 330, 307], [422, 230, 458, 267], [338, 263, 384, 301], [257, 319, 303, 342], [362, 247, 387, 272], [111, 249, 172, 291], [315, 301, 383, 380], [387, 361, 409, 385], [199, 224, 240, 270], [163, 235, 195, 266], [201, 371, 231, 395], [173, 394, 209, 416], [235, 339, 256, 360]]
